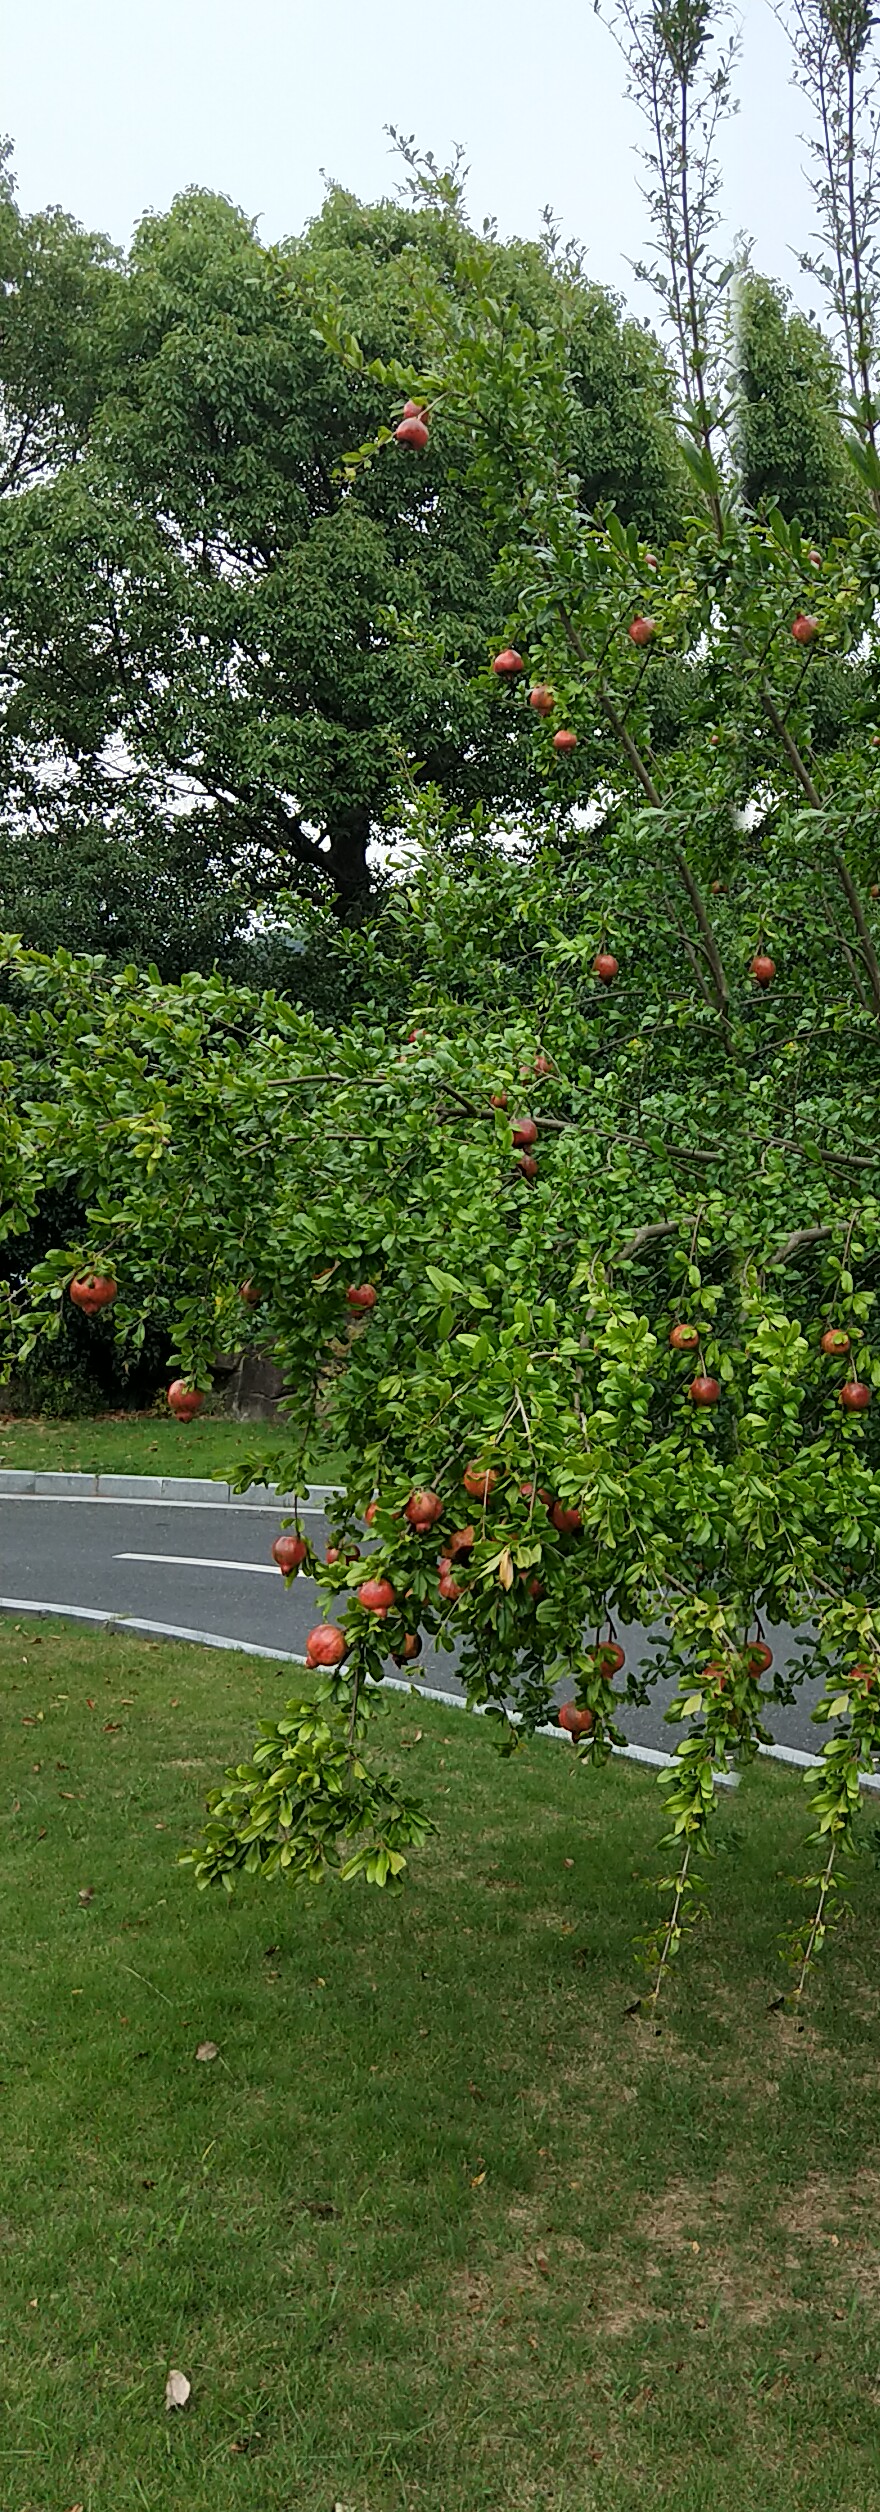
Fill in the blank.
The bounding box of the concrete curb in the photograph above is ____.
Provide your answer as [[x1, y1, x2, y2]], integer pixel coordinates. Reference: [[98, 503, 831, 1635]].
[[3, 1551, 877, 1793], [0, 1593, 737, 1786], [0, 1469, 341, 1507]]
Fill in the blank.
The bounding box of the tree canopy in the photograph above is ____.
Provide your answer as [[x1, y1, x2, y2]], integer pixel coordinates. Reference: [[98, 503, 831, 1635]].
[[0, 173, 690, 958]]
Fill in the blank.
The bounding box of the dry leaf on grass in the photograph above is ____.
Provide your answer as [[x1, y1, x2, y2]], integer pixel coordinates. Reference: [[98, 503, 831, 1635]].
[[78, 1887, 94, 1905], [165, 2368, 191, 2411], [195, 2040, 218, 2063]]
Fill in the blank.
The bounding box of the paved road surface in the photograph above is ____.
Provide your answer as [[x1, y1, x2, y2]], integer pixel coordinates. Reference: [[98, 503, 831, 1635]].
[[0, 1489, 831, 1759]]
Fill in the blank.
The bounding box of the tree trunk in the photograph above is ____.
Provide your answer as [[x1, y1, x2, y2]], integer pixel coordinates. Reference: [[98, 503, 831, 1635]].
[[325, 806, 372, 917]]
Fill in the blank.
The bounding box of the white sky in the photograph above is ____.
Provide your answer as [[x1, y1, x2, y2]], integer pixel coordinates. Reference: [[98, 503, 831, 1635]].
[[10, 0, 821, 324]]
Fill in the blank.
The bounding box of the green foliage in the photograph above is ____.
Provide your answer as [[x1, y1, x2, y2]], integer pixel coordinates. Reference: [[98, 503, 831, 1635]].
[[736, 275, 858, 537]]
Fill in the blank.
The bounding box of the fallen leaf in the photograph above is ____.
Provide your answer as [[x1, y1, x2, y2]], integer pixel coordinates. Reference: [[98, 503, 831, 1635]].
[[165, 2367, 191, 2411], [195, 2041, 219, 2063], [468, 2081, 484, 2100], [103, 1721, 121, 1733], [498, 1545, 514, 1590], [78, 1887, 94, 1906], [564, 1857, 574, 1868], [535, 2248, 550, 2276], [471, 2170, 486, 2187]]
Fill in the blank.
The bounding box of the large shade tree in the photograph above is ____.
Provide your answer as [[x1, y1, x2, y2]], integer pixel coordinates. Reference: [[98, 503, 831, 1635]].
[[0, 170, 690, 955]]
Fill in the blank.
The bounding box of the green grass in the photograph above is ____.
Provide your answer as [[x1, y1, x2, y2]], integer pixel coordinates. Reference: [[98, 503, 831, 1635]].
[[3, 1618, 880, 2511], [0, 1408, 343, 1487]]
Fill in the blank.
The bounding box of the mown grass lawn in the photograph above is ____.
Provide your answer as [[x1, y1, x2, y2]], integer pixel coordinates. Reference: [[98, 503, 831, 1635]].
[[0, 1408, 344, 1488], [3, 1618, 880, 2511]]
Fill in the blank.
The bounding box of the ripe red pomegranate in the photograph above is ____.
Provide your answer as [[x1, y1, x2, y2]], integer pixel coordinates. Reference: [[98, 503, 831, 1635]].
[[492, 648, 523, 677], [792, 613, 818, 644], [520, 1481, 553, 1508], [325, 1543, 358, 1567], [526, 1576, 544, 1599], [688, 1376, 721, 1407], [821, 1328, 850, 1356], [669, 1323, 700, 1352], [529, 684, 554, 715], [306, 1623, 347, 1668], [346, 1284, 377, 1311], [516, 1153, 539, 1180], [272, 1533, 307, 1576], [167, 1381, 203, 1421], [391, 1633, 421, 1665], [405, 1489, 443, 1531], [533, 1052, 553, 1077], [357, 1577, 396, 1615], [512, 1116, 538, 1148], [594, 1641, 625, 1677], [463, 1464, 498, 1501], [704, 1662, 728, 1688], [850, 1662, 877, 1689], [364, 1500, 379, 1525], [550, 1501, 583, 1535], [593, 952, 618, 984], [558, 1702, 594, 1738], [750, 953, 775, 986], [628, 616, 655, 647], [402, 398, 427, 419], [447, 1525, 475, 1559], [239, 1279, 262, 1306], [840, 1380, 872, 1411], [491, 1090, 508, 1109], [552, 728, 578, 754], [744, 1640, 773, 1675], [395, 415, 429, 449], [69, 1272, 117, 1315]]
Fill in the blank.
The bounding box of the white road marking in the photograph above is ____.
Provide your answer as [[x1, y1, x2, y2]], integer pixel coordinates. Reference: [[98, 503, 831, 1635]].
[[114, 1552, 283, 1574]]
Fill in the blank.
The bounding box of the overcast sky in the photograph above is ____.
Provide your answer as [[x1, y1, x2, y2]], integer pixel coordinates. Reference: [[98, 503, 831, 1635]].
[[10, 0, 821, 324]]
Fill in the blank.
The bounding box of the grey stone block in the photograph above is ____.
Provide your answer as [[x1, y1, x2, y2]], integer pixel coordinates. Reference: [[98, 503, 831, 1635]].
[[35, 1472, 98, 1496], [97, 1474, 166, 1499], [158, 1476, 232, 1503], [0, 1468, 36, 1492]]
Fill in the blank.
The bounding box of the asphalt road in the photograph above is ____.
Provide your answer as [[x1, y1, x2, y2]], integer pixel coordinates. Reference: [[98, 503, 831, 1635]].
[[0, 1489, 831, 1759]]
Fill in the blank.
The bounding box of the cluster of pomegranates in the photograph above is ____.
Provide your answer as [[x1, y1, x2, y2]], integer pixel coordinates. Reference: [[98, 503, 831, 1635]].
[[393, 398, 430, 451], [558, 1639, 626, 1741], [817, 1323, 872, 1412], [668, 1322, 720, 1407], [294, 1462, 589, 1675], [489, 613, 657, 763]]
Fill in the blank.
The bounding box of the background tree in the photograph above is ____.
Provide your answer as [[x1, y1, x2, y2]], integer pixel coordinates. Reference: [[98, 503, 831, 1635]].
[[775, 0, 880, 511], [0, 176, 689, 962], [735, 271, 857, 534]]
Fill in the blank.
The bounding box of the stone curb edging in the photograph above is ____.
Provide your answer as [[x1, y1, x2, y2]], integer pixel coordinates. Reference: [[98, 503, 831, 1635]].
[[0, 1469, 340, 1507], [3, 1589, 798, 1792], [3, 1597, 878, 1789]]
